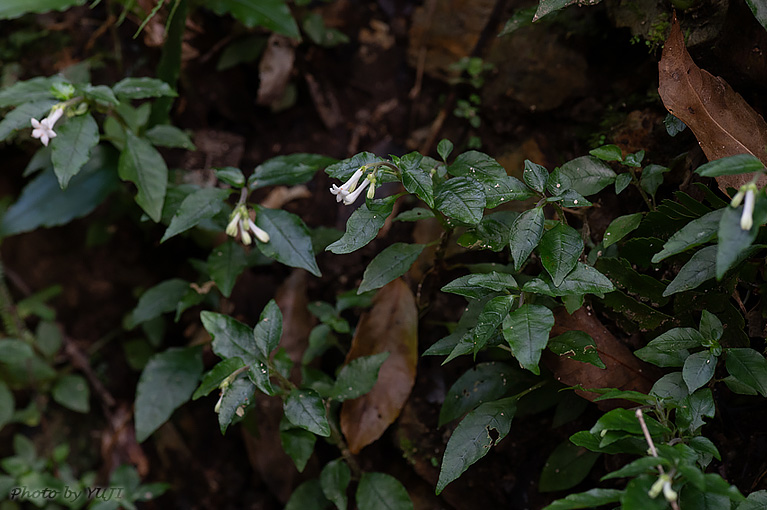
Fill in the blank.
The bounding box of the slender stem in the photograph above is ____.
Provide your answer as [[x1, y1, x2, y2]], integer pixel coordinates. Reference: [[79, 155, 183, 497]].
[[631, 169, 655, 210], [513, 380, 547, 400], [636, 408, 681, 510]]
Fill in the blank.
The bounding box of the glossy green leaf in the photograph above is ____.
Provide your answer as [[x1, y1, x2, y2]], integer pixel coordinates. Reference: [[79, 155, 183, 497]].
[[539, 441, 600, 492], [436, 397, 516, 494], [439, 362, 519, 426], [399, 152, 434, 208], [502, 304, 555, 375], [356, 472, 413, 510], [541, 489, 622, 510], [51, 374, 89, 413], [327, 196, 396, 254], [207, 0, 301, 38], [284, 389, 330, 436], [320, 459, 350, 510], [621, 475, 671, 510], [523, 160, 548, 193], [509, 207, 544, 270], [0, 99, 57, 142], [615, 173, 632, 194], [594, 257, 668, 306], [161, 187, 231, 242], [127, 279, 189, 328], [737, 490, 767, 510], [726, 348, 767, 397], [325, 152, 381, 181], [717, 204, 759, 279], [328, 352, 389, 401], [118, 130, 168, 222], [215, 167, 245, 187], [651, 209, 723, 263], [548, 331, 605, 368], [135, 346, 203, 442], [145, 125, 196, 150], [457, 210, 518, 251], [699, 310, 723, 342], [0, 147, 119, 236], [448, 150, 507, 181], [533, 0, 577, 21], [50, 113, 99, 189], [448, 295, 514, 360], [683, 351, 717, 393], [522, 263, 614, 297], [434, 177, 486, 225], [441, 271, 518, 299], [640, 165, 670, 198], [539, 223, 583, 285], [643, 327, 704, 352], [437, 139, 453, 161], [80, 84, 119, 105], [650, 372, 689, 406], [695, 154, 765, 177], [285, 479, 331, 510], [251, 300, 283, 361], [589, 144, 623, 162], [0, 76, 60, 106], [592, 408, 669, 437], [483, 175, 534, 208], [600, 456, 669, 481], [677, 388, 715, 433], [113, 77, 177, 99], [556, 156, 616, 196], [280, 420, 317, 473], [663, 245, 717, 296], [680, 484, 731, 510], [254, 205, 321, 276], [746, 0, 767, 31], [249, 153, 336, 189], [206, 240, 247, 298], [201, 311, 256, 359], [603, 213, 643, 248], [218, 377, 256, 433], [394, 207, 434, 222], [192, 358, 246, 400], [358, 243, 424, 294]]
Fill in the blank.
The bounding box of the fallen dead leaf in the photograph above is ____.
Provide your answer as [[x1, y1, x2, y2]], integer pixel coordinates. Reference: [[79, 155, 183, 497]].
[[544, 307, 660, 407], [260, 185, 312, 210], [340, 278, 418, 453], [659, 14, 767, 193], [257, 34, 296, 107]]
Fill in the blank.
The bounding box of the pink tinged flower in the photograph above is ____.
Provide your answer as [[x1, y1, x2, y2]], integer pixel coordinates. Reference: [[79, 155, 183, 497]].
[[741, 189, 755, 231], [30, 108, 64, 147]]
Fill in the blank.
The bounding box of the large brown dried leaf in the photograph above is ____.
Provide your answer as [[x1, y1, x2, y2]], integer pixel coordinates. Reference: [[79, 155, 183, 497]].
[[544, 307, 660, 406], [340, 278, 418, 453], [659, 15, 767, 192]]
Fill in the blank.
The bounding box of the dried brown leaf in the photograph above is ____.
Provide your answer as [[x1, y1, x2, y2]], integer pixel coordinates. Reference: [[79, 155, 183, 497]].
[[340, 278, 418, 453], [544, 307, 660, 407], [659, 15, 767, 192]]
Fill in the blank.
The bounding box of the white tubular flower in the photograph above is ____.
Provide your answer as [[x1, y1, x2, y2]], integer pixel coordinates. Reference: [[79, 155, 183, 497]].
[[342, 177, 371, 205], [239, 218, 252, 245], [30, 107, 64, 147], [225, 212, 240, 237], [741, 188, 755, 231], [662, 479, 678, 502], [247, 219, 270, 243], [330, 167, 365, 203]]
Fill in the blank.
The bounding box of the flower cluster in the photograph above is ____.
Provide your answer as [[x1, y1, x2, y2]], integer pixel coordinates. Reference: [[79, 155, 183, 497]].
[[30, 107, 64, 147], [329, 166, 377, 205], [226, 205, 270, 245], [731, 184, 758, 231]]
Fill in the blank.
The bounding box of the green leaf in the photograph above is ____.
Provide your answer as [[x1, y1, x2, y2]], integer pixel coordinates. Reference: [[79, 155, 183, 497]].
[[145, 125, 196, 150], [509, 207, 544, 270], [436, 398, 516, 494], [127, 279, 189, 328], [664, 114, 687, 136], [603, 213, 643, 249], [254, 205, 321, 276], [358, 243, 424, 294], [522, 263, 614, 297], [448, 151, 507, 181], [192, 358, 246, 400], [80, 84, 119, 106], [699, 310, 723, 342], [682, 351, 717, 393], [328, 353, 389, 401], [0, 146, 119, 236], [502, 304, 555, 375], [441, 271, 518, 299], [533, 0, 577, 21], [0, 77, 60, 107], [218, 377, 256, 433], [51, 374, 89, 413], [201, 311, 256, 359], [695, 154, 765, 177], [0, 0, 85, 19], [589, 144, 623, 162], [746, 0, 767, 31], [539, 441, 600, 492], [356, 472, 413, 510], [484, 175, 534, 208], [249, 153, 336, 189], [717, 204, 759, 279], [642, 327, 705, 352], [113, 77, 178, 99], [726, 348, 767, 397], [207, 241, 247, 298], [434, 177, 486, 225], [640, 164, 670, 198], [650, 372, 689, 406], [592, 408, 669, 437], [662, 245, 717, 296], [118, 131, 168, 222], [600, 456, 669, 480], [437, 139, 453, 161], [50, 113, 100, 189], [0, 381, 14, 430], [541, 489, 623, 510], [254, 299, 283, 359], [680, 484, 732, 510], [677, 388, 715, 433], [325, 152, 382, 182], [539, 223, 583, 285], [651, 209, 723, 263], [161, 187, 231, 242], [615, 173, 632, 194], [285, 480, 331, 510], [280, 421, 317, 473], [0, 99, 57, 142], [523, 160, 549, 193], [447, 295, 514, 360], [320, 459, 351, 510], [439, 362, 519, 426], [135, 346, 203, 442], [394, 207, 434, 222], [215, 167, 245, 187], [457, 211, 518, 251], [399, 152, 434, 207], [548, 331, 605, 369], [284, 389, 330, 436], [556, 156, 616, 196], [326, 196, 396, 254], [738, 490, 767, 510], [207, 0, 301, 39]]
